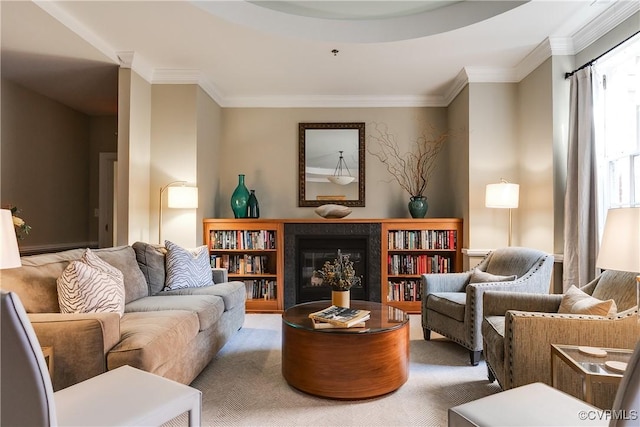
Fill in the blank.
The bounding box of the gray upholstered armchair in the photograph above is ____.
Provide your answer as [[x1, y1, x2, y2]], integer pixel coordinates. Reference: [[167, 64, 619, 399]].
[[421, 246, 554, 365], [482, 269, 639, 408]]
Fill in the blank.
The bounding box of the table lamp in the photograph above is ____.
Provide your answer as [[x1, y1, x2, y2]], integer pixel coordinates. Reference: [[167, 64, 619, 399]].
[[596, 207, 640, 322], [1, 209, 21, 269], [485, 179, 520, 246]]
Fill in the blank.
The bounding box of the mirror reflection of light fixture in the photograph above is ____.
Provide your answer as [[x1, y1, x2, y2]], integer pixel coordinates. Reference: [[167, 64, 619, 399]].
[[158, 181, 198, 244], [1, 209, 21, 269], [596, 207, 640, 323], [485, 179, 520, 246], [327, 151, 355, 185]]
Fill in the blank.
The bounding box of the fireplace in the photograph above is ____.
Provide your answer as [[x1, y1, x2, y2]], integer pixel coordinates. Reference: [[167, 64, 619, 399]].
[[284, 222, 381, 308]]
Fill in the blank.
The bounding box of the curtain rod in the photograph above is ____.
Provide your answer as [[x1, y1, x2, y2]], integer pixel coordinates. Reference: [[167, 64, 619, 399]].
[[564, 30, 639, 79]]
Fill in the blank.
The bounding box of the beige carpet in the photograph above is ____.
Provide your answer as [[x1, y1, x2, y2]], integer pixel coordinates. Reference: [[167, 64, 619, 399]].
[[169, 314, 500, 427]]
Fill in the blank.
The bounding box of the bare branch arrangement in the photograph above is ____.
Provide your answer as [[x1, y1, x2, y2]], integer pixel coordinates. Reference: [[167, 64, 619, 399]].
[[367, 122, 448, 198]]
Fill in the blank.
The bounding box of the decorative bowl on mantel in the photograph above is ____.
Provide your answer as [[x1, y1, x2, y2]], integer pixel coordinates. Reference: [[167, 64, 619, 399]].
[[314, 204, 352, 219]]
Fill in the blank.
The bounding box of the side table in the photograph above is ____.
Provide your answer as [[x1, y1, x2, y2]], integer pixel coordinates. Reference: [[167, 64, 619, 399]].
[[551, 344, 632, 405], [41, 346, 54, 379]]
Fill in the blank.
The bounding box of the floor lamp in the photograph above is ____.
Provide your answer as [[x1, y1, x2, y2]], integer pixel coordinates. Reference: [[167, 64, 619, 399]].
[[485, 179, 520, 246], [1, 209, 21, 269], [596, 207, 640, 322], [158, 181, 198, 244]]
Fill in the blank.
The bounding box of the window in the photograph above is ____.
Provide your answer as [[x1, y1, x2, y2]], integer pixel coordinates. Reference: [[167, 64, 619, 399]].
[[593, 33, 640, 234]]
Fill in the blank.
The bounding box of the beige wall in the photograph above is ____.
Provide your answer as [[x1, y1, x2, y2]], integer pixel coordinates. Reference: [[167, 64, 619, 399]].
[[1, 78, 92, 252], [150, 85, 198, 248], [196, 87, 223, 245], [447, 85, 470, 251], [219, 107, 453, 220], [117, 69, 152, 246], [468, 83, 519, 250], [88, 116, 118, 242], [517, 58, 554, 254]]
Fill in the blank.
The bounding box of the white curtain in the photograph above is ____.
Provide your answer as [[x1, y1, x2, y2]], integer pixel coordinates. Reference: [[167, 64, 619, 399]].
[[563, 66, 599, 291]]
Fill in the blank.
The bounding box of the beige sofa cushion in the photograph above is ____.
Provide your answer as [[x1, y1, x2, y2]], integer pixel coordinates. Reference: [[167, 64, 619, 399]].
[[132, 242, 167, 295], [107, 310, 199, 374], [161, 282, 247, 311], [125, 295, 224, 331]]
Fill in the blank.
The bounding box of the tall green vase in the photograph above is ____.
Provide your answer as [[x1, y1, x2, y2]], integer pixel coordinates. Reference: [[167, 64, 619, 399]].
[[231, 174, 250, 218]]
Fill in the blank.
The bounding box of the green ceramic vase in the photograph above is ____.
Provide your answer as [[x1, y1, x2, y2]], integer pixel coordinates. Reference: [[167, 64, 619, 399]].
[[408, 196, 428, 218]]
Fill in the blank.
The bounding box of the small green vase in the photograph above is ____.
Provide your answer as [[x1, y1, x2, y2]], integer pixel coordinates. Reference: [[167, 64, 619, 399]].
[[408, 196, 428, 218], [231, 174, 250, 218]]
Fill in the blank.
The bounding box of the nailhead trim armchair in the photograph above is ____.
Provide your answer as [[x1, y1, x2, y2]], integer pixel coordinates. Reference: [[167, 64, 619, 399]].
[[421, 246, 554, 365], [482, 269, 640, 408]]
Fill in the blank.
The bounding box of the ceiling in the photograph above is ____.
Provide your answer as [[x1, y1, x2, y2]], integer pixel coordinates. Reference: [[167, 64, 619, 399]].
[[1, 1, 638, 116]]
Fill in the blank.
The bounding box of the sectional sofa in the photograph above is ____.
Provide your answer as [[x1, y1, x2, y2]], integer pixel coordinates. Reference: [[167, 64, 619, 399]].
[[0, 242, 246, 391]]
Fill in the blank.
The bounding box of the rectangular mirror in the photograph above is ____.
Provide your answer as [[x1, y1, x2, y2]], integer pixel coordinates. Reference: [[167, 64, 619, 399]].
[[299, 122, 365, 207]]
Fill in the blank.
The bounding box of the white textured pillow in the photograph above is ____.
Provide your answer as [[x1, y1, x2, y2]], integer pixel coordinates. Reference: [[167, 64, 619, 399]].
[[164, 240, 213, 291], [57, 248, 125, 316], [558, 285, 617, 316], [314, 204, 352, 219]]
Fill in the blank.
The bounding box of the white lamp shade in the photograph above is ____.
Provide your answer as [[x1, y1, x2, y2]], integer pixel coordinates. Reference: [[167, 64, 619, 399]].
[[597, 207, 640, 272], [485, 182, 519, 209], [167, 186, 198, 209], [1, 209, 21, 269]]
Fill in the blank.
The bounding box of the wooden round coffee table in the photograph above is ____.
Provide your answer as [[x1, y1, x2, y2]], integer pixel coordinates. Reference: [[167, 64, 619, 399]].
[[282, 300, 409, 399]]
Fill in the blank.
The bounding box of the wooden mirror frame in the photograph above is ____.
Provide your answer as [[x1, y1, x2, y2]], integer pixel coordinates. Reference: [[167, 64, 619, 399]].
[[298, 122, 365, 207]]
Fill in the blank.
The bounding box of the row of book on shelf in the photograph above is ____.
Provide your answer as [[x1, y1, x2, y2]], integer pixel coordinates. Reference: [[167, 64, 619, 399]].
[[388, 229, 457, 250], [308, 305, 371, 329], [209, 229, 276, 250], [210, 254, 270, 274], [387, 280, 422, 302], [388, 254, 452, 275], [243, 279, 277, 300]]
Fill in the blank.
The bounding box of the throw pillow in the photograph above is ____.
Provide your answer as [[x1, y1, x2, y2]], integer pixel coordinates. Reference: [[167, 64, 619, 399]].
[[164, 240, 213, 291], [469, 270, 517, 284], [57, 248, 125, 316], [558, 285, 617, 316]]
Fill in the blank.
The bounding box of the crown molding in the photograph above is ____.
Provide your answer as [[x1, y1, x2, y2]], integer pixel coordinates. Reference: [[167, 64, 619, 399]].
[[220, 94, 447, 109], [571, 0, 639, 54]]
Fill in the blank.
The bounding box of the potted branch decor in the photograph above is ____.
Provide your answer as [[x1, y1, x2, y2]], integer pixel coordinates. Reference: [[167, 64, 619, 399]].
[[368, 122, 448, 218]]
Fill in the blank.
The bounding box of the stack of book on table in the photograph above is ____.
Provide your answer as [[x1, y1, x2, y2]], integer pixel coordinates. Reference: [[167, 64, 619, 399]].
[[308, 305, 371, 329]]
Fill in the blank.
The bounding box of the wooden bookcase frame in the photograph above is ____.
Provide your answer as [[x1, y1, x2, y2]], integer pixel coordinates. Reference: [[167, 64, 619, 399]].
[[203, 218, 462, 314]]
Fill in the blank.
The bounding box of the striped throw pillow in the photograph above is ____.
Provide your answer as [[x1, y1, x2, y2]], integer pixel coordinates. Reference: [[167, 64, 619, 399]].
[[164, 240, 213, 291], [57, 248, 125, 316]]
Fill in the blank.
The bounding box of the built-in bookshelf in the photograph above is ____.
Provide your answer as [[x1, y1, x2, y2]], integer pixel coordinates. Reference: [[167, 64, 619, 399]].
[[381, 219, 463, 314], [203, 219, 284, 313], [204, 218, 462, 314]]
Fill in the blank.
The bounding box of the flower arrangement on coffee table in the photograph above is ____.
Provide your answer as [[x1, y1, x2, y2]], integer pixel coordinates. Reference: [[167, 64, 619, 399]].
[[315, 250, 362, 291]]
